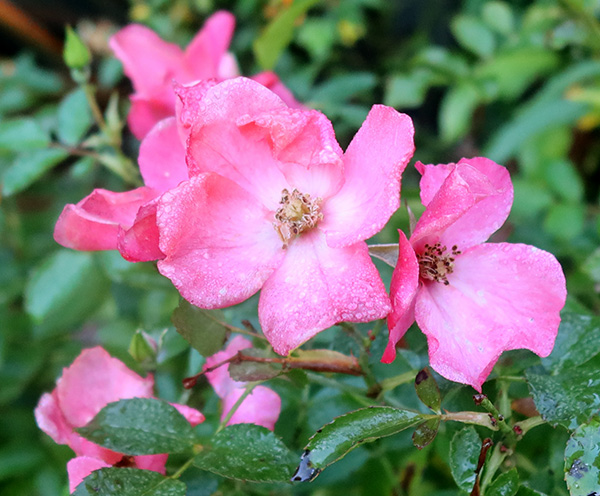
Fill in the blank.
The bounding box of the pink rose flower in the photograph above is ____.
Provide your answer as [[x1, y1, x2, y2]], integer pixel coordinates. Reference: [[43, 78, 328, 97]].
[[204, 336, 281, 430], [155, 77, 415, 355], [34, 347, 204, 492], [383, 157, 567, 391], [110, 11, 302, 138]]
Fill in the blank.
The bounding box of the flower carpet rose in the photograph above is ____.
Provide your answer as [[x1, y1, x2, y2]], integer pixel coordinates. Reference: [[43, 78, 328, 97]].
[[34, 347, 203, 492], [204, 336, 281, 430], [382, 158, 567, 391], [155, 77, 415, 355], [110, 11, 301, 138]]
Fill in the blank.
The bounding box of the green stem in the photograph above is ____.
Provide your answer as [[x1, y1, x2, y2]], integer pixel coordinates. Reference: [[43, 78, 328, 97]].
[[169, 456, 196, 479], [215, 382, 257, 433], [305, 372, 375, 407], [514, 415, 545, 436], [380, 370, 418, 392], [437, 411, 499, 430], [480, 443, 508, 491], [478, 397, 513, 436]]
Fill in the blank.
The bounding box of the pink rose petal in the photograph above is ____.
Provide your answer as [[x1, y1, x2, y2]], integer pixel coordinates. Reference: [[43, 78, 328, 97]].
[[382, 230, 420, 364], [67, 456, 111, 493], [117, 200, 164, 262], [415, 242, 566, 391], [54, 187, 158, 251], [321, 105, 415, 247], [222, 385, 282, 431], [157, 173, 285, 308], [259, 230, 391, 355], [205, 336, 252, 398]]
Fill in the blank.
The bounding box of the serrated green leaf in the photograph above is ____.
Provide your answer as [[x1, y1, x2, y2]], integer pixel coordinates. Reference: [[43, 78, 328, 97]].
[[0, 118, 49, 151], [78, 398, 196, 455], [73, 468, 186, 496], [294, 407, 423, 480], [228, 348, 281, 382], [414, 367, 441, 413], [25, 250, 110, 335], [564, 417, 600, 496], [527, 366, 600, 429], [57, 88, 93, 146], [171, 299, 228, 357], [2, 148, 68, 196], [253, 0, 320, 69], [542, 313, 600, 373], [451, 15, 496, 58], [194, 424, 296, 482], [487, 468, 519, 496], [412, 417, 440, 450], [449, 426, 480, 492]]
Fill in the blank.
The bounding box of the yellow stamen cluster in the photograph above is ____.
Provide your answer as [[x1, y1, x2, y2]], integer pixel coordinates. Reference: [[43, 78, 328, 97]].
[[417, 242, 461, 285], [273, 188, 323, 248]]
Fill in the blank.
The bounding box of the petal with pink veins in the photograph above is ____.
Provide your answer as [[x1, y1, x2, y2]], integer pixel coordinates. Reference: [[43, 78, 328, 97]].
[[321, 105, 415, 247], [415, 242, 566, 391], [382, 230, 420, 364], [157, 174, 285, 309], [412, 158, 513, 252], [67, 456, 111, 493], [56, 347, 154, 428], [205, 336, 253, 398], [183, 11, 236, 80], [138, 117, 187, 192], [54, 187, 159, 251], [222, 385, 282, 431], [259, 230, 391, 356]]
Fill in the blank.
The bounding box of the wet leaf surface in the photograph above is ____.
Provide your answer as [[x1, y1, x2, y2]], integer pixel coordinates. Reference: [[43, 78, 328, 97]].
[[449, 426, 480, 492], [564, 417, 600, 496], [73, 468, 186, 496], [412, 417, 440, 449], [414, 367, 441, 413]]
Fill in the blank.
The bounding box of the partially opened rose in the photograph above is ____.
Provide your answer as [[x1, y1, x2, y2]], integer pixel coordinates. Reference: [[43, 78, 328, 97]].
[[155, 77, 415, 355], [34, 347, 203, 492], [383, 158, 567, 391]]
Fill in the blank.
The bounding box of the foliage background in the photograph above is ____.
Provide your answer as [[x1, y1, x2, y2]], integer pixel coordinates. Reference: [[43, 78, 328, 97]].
[[1, 0, 600, 495]]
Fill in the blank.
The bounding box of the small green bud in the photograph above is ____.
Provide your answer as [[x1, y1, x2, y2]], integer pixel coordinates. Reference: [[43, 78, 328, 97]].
[[129, 330, 158, 368], [63, 26, 91, 70]]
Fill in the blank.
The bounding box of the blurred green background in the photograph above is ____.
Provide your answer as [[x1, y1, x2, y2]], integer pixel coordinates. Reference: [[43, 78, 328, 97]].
[[1, 0, 599, 494]]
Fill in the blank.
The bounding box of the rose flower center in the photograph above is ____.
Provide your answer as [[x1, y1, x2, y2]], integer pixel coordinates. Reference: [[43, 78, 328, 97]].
[[417, 242, 461, 285], [273, 188, 323, 248]]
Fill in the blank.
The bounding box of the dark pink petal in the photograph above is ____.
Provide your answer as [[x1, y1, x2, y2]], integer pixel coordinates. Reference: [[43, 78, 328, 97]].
[[157, 174, 284, 308], [128, 94, 174, 139], [56, 347, 154, 428], [184, 11, 236, 80], [174, 79, 220, 134], [54, 187, 159, 251], [205, 336, 252, 398], [411, 158, 513, 252], [133, 454, 168, 474], [117, 201, 164, 262], [110, 25, 182, 96], [67, 456, 111, 493], [415, 161, 454, 206], [186, 122, 288, 210], [138, 117, 187, 192], [320, 105, 415, 247], [222, 386, 281, 431], [259, 230, 391, 355], [382, 230, 420, 364], [170, 403, 205, 427], [251, 71, 304, 109], [415, 243, 566, 391], [248, 108, 344, 200]]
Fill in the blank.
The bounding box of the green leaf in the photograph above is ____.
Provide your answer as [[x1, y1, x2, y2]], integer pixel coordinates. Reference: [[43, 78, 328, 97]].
[[171, 299, 228, 357], [73, 468, 186, 496], [2, 148, 68, 196], [543, 203, 585, 240], [482, 1, 515, 35], [78, 398, 196, 455], [527, 366, 600, 429], [194, 424, 296, 482], [57, 88, 93, 146], [64, 26, 91, 69], [229, 348, 281, 382], [412, 417, 440, 450], [542, 313, 600, 373], [449, 426, 480, 492], [0, 118, 49, 151], [253, 0, 320, 70], [451, 15, 496, 58], [564, 417, 600, 496], [25, 250, 110, 335], [487, 468, 519, 496], [309, 72, 377, 105], [293, 406, 423, 480], [545, 160, 584, 202], [384, 71, 432, 109], [439, 83, 481, 143], [414, 367, 441, 413]]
